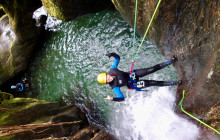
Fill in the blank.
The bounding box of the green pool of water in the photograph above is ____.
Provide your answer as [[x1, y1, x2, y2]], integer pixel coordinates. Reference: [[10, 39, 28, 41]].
[[25, 10, 178, 129]]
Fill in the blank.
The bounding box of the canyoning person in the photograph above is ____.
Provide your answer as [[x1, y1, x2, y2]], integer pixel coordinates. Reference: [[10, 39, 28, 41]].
[[11, 78, 30, 92], [22, 78, 30, 91], [97, 53, 181, 101], [11, 83, 25, 92]]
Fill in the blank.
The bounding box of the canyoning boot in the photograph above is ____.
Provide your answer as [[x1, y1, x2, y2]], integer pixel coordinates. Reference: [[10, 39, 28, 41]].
[[170, 80, 182, 86], [159, 56, 177, 69], [162, 80, 181, 86]]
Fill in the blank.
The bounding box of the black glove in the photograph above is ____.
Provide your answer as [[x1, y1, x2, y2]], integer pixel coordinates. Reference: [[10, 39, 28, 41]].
[[106, 53, 120, 59]]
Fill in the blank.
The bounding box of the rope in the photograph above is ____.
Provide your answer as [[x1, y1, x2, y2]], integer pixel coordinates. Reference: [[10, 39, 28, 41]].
[[131, 0, 138, 62], [130, 0, 162, 72], [180, 90, 220, 135]]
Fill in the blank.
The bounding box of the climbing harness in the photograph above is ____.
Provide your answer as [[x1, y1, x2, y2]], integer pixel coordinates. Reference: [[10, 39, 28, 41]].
[[127, 70, 148, 91], [130, 0, 162, 73], [180, 90, 220, 135]]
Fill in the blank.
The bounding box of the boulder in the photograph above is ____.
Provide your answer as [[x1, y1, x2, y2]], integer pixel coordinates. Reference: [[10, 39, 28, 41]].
[[0, 92, 114, 139]]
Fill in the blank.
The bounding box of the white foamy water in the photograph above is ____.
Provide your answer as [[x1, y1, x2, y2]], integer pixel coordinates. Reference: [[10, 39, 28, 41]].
[[108, 87, 200, 140], [32, 6, 62, 31]]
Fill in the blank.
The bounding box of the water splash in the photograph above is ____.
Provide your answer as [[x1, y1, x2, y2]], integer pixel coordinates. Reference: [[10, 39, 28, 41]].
[[32, 6, 62, 31], [108, 87, 200, 140]]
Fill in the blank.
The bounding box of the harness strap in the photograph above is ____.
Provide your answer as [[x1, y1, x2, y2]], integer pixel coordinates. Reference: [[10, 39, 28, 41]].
[[129, 61, 135, 74], [127, 71, 148, 92]]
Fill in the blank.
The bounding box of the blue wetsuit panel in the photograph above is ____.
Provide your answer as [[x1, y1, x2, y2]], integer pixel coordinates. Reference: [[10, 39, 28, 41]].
[[110, 56, 120, 69], [112, 87, 124, 101], [108, 54, 125, 101]]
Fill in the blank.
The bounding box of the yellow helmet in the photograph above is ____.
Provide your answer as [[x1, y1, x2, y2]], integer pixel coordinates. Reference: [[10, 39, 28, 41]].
[[97, 73, 107, 84]]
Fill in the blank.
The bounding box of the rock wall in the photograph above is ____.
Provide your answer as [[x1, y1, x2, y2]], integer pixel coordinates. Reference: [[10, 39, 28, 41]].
[[112, 0, 219, 131], [0, 5, 4, 17], [41, 0, 114, 21], [0, 0, 43, 86]]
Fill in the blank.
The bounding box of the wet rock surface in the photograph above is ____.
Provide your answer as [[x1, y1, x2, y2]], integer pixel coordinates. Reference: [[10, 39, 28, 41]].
[[0, 0, 43, 86], [0, 92, 114, 139], [41, 0, 115, 21], [112, 0, 220, 133]]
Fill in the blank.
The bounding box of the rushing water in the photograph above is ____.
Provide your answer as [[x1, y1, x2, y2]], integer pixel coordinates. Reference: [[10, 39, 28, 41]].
[[26, 10, 199, 139]]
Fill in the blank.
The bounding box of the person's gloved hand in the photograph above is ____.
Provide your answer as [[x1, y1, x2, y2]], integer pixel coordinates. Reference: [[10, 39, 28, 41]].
[[106, 53, 120, 59]]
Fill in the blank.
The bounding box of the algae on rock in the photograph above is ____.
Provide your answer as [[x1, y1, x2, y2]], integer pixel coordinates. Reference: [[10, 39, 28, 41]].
[[41, 0, 114, 21]]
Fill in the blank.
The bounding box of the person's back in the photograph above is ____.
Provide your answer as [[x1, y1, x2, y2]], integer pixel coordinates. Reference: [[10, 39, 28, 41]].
[[108, 69, 130, 89]]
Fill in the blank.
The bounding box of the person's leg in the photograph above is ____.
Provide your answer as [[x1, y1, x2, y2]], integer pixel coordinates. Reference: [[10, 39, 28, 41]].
[[137, 80, 181, 89], [135, 57, 177, 77], [135, 60, 173, 77]]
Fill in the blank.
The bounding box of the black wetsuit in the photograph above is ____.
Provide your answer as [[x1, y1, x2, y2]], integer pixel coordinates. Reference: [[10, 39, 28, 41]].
[[106, 53, 178, 101]]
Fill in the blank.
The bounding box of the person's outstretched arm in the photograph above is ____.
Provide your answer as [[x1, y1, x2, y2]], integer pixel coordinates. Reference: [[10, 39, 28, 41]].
[[106, 53, 120, 69], [104, 87, 125, 101]]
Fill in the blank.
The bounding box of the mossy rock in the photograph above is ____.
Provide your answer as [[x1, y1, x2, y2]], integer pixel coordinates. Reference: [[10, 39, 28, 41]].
[[0, 96, 91, 139], [41, 0, 114, 21], [0, 0, 43, 87], [0, 91, 14, 103], [0, 97, 58, 126], [0, 96, 87, 127]]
